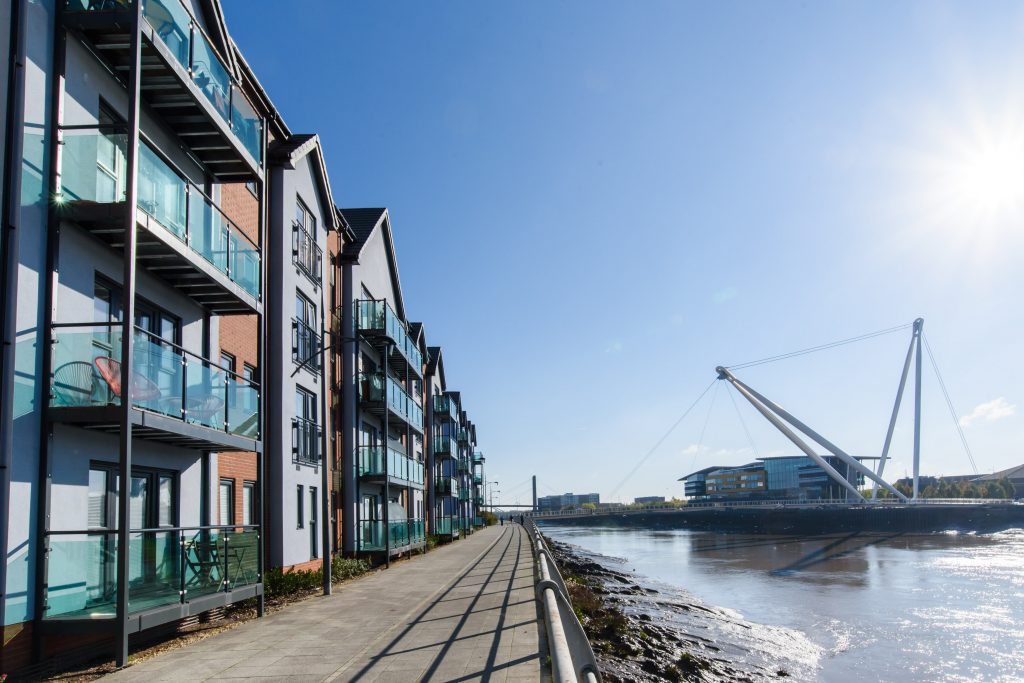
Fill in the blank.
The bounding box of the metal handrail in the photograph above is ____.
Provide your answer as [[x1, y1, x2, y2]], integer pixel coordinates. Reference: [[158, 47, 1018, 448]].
[[528, 497, 1019, 517], [524, 518, 601, 683]]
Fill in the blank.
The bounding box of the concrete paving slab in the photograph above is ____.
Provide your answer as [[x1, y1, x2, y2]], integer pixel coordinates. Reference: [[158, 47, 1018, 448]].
[[102, 525, 547, 682]]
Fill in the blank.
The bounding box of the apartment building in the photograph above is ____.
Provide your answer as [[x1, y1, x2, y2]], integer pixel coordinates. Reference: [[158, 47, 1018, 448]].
[[0, 1, 491, 674], [425, 350, 460, 541], [336, 208, 426, 557], [0, 0, 274, 670]]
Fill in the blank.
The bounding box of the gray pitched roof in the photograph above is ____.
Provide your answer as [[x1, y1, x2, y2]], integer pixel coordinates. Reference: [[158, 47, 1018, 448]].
[[339, 208, 388, 259], [974, 463, 1024, 481]]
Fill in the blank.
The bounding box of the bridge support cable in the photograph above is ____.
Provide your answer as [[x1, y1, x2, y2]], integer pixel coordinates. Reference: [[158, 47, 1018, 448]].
[[922, 333, 978, 475], [716, 368, 909, 501], [875, 319, 920, 498], [607, 379, 717, 501]]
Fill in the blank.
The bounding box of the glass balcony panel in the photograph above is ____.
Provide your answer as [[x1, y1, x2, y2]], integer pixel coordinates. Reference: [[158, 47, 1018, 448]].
[[50, 326, 122, 408], [128, 530, 183, 611], [229, 229, 261, 298], [230, 85, 263, 163], [60, 129, 128, 205], [226, 373, 259, 438], [224, 528, 260, 589], [141, 0, 191, 69], [131, 330, 183, 419], [43, 533, 118, 618], [191, 30, 231, 121], [184, 357, 225, 430], [184, 529, 225, 599], [358, 521, 383, 551], [137, 144, 187, 239], [189, 190, 229, 273]]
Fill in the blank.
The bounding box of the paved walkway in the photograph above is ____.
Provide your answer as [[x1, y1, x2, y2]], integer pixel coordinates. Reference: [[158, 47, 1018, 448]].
[[103, 525, 545, 682]]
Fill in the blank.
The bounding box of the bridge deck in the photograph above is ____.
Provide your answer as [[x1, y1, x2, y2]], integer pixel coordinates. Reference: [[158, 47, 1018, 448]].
[[103, 525, 546, 682]]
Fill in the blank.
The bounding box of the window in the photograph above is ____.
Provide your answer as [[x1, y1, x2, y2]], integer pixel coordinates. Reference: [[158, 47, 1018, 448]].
[[309, 487, 318, 559], [246, 180, 258, 197], [242, 364, 257, 413], [219, 479, 235, 526], [293, 293, 319, 373], [293, 387, 319, 464], [96, 105, 126, 203], [242, 481, 256, 526], [220, 352, 236, 373], [292, 197, 322, 283], [296, 485, 304, 528]]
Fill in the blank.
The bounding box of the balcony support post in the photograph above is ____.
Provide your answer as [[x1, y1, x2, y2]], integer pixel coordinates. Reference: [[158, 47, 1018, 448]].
[[383, 341, 392, 568], [114, 1, 144, 669], [256, 157, 267, 615], [340, 266, 356, 555], [31, 0, 67, 663], [320, 278, 331, 594]]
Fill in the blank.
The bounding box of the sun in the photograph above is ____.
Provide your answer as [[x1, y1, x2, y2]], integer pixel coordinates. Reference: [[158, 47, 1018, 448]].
[[940, 135, 1024, 218]]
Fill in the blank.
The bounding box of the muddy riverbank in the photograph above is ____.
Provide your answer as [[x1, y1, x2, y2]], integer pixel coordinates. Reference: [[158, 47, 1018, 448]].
[[544, 536, 820, 682]]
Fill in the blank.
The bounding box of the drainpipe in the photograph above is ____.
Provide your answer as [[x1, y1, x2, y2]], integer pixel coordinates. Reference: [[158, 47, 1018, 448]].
[[0, 0, 28, 638], [319, 270, 330, 593]]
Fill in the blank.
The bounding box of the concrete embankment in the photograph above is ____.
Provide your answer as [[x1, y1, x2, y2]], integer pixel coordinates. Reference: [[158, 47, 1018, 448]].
[[539, 504, 1024, 535]]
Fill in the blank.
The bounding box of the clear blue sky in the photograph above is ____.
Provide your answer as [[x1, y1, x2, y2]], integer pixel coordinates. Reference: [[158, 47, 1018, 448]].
[[225, 1, 1024, 504]]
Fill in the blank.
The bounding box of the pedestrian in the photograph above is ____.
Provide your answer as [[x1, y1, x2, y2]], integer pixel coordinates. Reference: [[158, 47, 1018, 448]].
[[500, 517, 504, 526]]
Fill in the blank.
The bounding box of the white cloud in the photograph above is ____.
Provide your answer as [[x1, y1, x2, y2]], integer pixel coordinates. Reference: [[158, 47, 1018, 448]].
[[959, 397, 1016, 428]]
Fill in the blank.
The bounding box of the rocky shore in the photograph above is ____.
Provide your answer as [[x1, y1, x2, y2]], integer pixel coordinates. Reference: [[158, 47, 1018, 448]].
[[544, 536, 817, 682]]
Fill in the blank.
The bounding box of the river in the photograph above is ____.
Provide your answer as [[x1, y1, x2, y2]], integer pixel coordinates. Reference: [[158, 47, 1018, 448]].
[[540, 524, 1024, 682]]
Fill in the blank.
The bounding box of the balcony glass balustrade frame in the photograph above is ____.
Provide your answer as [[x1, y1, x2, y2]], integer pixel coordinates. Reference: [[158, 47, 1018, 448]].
[[432, 434, 458, 459], [63, 0, 265, 179], [355, 299, 423, 380], [47, 321, 261, 452], [56, 124, 262, 313], [432, 394, 459, 423], [357, 444, 424, 489], [357, 519, 426, 553], [357, 371, 424, 436], [40, 524, 262, 633]]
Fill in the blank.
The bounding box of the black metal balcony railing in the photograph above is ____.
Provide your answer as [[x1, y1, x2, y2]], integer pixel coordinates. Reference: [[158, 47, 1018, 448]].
[[355, 299, 423, 376], [432, 395, 459, 423], [42, 525, 259, 620], [56, 127, 261, 308], [65, 0, 264, 168], [49, 322, 260, 440], [292, 221, 322, 284], [292, 319, 320, 374], [292, 416, 321, 464]]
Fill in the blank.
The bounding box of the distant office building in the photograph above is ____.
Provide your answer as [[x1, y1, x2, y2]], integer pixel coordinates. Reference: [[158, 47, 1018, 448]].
[[680, 456, 868, 501], [973, 464, 1024, 497], [634, 496, 666, 505], [538, 492, 600, 512]]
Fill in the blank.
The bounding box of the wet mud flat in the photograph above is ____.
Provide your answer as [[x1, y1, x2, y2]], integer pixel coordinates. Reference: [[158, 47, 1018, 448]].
[[545, 536, 821, 682]]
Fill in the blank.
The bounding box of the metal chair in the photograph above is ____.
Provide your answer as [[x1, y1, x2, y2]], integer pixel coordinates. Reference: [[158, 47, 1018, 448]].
[[51, 361, 98, 406]]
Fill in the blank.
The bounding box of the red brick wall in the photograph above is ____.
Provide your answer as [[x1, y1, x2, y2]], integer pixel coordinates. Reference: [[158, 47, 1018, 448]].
[[218, 183, 260, 528]]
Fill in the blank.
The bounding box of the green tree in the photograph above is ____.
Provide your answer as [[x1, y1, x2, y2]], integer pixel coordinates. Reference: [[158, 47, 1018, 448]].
[[581, 502, 597, 510]]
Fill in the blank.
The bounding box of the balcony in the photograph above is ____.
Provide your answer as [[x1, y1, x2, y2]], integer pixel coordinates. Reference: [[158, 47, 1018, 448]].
[[292, 417, 320, 465], [58, 127, 261, 313], [433, 518, 455, 537], [42, 525, 260, 627], [64, 0, 264, 178], [473, 474, 483, 486], [356, 300, 422, 379], [357, 372, 424, 434], [292, 318, 320, 375], [457, 427, 470, 445], [432, 435, 457, 458], [357, 519, 425, 553], [457, 456, 470, 473], [435, 477, 457, 496], [472, 451, 485, 465], [292, 220, 322, 284], [358, 445, 424, 488], [473, 495, 484, 506], [48, 323, 260, 452], [458, 489, 470, 502], [432, 394, 459, 423]]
